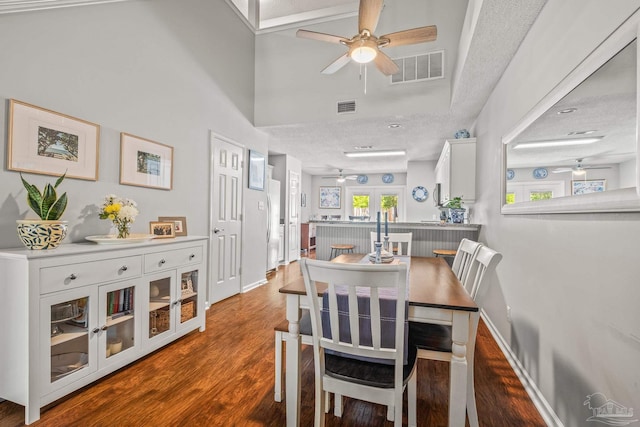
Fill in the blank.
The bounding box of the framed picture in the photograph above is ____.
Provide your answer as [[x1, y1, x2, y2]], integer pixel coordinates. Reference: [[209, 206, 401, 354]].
[[120, 133, 173, 190], [248, 149, 265, 191], [7, 99, 100, 180], [319, 186, 341, 209], [150, 221, 175, 238], [158, 216, 187, 237], [572, 179, 606, 195]]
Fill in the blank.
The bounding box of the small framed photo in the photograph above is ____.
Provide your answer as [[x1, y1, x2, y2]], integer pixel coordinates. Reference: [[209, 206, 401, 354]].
[[319, 186, 341, 209], [572, 179, 606, 195], [150, 221, 175, 238], [7, 99, 100, 180], [248, 149, 265, 191], [158, 216, 187, 237], [120, 132, 173, 190]]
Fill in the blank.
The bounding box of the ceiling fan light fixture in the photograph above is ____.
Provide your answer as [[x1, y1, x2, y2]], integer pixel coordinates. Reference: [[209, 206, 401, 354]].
[[513, 137, 602, 150], [336, 177, 346, 183], [344, 149, 406, 158], [350, 40, 378, 64]]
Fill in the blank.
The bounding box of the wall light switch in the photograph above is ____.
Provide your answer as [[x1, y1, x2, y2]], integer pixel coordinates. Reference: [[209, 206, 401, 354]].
[[258, 201, 265, 210]]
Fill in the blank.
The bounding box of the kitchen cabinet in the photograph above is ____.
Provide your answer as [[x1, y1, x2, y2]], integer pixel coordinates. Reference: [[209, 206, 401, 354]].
[[300, 222, 316, 252], [0, 236, 207, 425], [435, 138, 476, 204]]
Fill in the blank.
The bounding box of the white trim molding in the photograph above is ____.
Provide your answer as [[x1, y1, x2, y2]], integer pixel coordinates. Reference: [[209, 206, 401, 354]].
[[0, 0, 130, 14], [480, 309, 564, 427]]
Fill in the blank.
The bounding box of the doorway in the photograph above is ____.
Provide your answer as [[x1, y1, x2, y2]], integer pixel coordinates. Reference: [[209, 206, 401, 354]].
[[209, 133, 243, 305]]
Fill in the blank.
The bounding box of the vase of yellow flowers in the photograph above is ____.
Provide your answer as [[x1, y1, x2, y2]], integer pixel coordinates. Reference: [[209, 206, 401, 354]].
[[98, 194, 139, 238]]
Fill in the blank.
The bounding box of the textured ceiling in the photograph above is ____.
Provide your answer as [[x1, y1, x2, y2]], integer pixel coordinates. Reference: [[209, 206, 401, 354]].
[[260, 0, 548, 176]]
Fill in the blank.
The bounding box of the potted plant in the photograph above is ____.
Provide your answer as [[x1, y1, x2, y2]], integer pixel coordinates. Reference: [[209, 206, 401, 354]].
[[17, 172, 69, 249], [444, 196, 466, 223]]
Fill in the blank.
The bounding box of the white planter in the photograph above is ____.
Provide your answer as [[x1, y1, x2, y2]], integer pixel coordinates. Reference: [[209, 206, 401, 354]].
[[16, 220, 68, 249]]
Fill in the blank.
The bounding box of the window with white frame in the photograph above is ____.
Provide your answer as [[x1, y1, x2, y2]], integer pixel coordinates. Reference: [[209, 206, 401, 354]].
[[346, 187, 405, 221]]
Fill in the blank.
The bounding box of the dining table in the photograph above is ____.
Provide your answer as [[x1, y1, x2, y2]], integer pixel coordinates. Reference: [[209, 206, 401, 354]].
[[279, 254, 479, 427]]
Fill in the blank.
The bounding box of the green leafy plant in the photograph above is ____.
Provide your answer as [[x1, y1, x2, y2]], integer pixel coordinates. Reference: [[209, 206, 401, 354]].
[[20, 172, 68, 220], [444, 196, 464, 209]]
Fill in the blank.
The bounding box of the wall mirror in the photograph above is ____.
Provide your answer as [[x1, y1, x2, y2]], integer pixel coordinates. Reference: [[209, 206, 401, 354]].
[[501, 15, 640, 214]]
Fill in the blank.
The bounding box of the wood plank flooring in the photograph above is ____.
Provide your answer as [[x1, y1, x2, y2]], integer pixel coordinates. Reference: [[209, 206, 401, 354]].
[[0, 253, 545, 426]]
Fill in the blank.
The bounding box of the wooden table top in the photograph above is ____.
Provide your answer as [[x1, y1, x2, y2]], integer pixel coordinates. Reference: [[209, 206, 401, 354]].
[[280, 254, 478, 312]]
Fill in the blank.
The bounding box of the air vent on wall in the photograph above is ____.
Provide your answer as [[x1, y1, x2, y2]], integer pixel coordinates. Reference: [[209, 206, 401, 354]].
[[391, 50, 445, 84], [337, 100, 356, 114]]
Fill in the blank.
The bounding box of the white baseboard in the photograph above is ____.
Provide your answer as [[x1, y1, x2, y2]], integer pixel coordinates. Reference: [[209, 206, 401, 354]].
[[243, 279, 267, 293], [480, 309, 564, 427]]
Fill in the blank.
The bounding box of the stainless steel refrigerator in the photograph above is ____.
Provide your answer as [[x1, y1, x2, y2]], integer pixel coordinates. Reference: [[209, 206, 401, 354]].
[[267, 178, 281, 271]]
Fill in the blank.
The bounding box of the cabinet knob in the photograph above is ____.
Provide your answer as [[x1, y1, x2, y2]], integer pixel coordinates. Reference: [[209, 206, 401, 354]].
[[92, 328, 100, 334], [189, 254, 195, 260], [69, 273, 77, 280], [101, 325, 108, 331], [160, 259, 166, 265], [120, 265, 128, 271]]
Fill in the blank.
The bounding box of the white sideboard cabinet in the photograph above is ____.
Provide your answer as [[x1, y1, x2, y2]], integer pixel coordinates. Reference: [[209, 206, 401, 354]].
[[0, 236, 208, 424], [435, 138, 477, 204]]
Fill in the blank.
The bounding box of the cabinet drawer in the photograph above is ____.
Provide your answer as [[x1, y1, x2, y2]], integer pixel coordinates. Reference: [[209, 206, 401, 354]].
[[40, 256, 142, 294], [144, 246, 203, 273]]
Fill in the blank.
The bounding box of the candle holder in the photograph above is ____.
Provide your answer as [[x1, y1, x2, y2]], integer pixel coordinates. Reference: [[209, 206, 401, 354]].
[[383, 235, 390, 253], [374, 241, 382, 264]]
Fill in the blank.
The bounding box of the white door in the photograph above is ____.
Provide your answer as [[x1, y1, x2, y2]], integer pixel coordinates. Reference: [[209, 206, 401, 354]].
[[209, 134, 243, 304], [288, 170, 300, 262]]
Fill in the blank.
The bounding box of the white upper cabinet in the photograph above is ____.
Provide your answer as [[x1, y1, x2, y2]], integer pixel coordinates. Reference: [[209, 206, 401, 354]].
[[435, 138, 477, 203]]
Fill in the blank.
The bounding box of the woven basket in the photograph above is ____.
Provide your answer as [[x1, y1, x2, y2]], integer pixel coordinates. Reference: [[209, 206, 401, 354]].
[[180, 300, 195, 323]]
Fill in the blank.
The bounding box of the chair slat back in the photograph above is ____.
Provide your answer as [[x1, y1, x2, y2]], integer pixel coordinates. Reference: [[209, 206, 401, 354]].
[[300, 258, 408, 362], [451, 238, 482, 285], [370, 232, 413, 256], [464, 246, 502, 300]]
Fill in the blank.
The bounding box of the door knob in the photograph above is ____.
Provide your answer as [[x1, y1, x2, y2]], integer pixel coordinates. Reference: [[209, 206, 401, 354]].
[[213, 228, 224, 234]]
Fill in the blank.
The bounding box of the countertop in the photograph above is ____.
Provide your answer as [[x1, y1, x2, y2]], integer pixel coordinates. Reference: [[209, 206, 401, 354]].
[[309, 221, 480, 231]]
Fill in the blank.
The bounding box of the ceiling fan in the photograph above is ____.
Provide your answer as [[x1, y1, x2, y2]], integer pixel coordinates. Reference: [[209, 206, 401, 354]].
[[322, 169, 358, 183], [296, 0, 437, 76], [551, 159, 612, 174]]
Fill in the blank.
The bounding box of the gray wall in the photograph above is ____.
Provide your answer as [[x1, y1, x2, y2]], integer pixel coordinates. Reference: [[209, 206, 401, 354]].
[[475, 1, 640, 425], [0, 0, 269, 294]]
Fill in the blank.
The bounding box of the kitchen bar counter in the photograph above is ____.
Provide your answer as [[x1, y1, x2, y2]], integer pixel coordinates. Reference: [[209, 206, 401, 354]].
[[311, 221, 480, 260]]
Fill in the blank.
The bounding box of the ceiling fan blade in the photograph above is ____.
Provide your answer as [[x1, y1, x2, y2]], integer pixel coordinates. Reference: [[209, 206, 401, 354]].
[[359, 0, 383, 34], [296, 29, 348, 44], [373, 50, 400, 76], [380, 25, 438, 47], [583, 166, 612, 170], [321, 53, 351, 74], [552, 168, 572, 173]]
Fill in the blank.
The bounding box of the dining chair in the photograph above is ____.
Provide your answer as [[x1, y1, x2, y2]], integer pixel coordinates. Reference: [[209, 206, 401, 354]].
[[408, 245, 502, 427], [369, 232, 413, 256], [451, 238, 482, 286], [299, 258, 417, 427], [274, 311, 312, 402]]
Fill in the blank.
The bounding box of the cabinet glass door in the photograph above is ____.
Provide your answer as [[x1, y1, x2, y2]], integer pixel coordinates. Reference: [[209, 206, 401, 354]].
[[178, 269, 199, 327], [41, 288, 97, 394], [148, 273, 174, 339], [101, 281, 137, 361]]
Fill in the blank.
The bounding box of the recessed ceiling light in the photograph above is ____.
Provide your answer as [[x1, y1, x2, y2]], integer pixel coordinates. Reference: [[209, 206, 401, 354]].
[[513, 137, 602, 150], [568, 130, 597, 135], [388, 123, 401, 129], [344, 149, 406, 158], [557, 107, 578, 114]]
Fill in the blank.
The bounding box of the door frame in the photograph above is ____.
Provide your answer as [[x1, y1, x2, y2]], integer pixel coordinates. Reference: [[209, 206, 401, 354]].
[[208, 131, 244, 308]]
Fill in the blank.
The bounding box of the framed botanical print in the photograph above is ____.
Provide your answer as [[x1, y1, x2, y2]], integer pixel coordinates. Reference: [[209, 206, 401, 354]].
[[8, 99, 100, 180]]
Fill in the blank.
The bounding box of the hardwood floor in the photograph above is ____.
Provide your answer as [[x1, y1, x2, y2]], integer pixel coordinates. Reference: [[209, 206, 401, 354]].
[[0, 253, 545, 426]]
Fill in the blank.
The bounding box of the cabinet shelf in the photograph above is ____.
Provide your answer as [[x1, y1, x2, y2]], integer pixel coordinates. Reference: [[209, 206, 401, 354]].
[[50, 325, 88, 347], [106, 312, 134, 327]]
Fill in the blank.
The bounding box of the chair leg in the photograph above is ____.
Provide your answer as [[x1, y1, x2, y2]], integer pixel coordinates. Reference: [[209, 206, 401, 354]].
[[315, 379, 325, 427], [334, 393, 343, 417], [274, 330, 283, 402], [387, 405, 394, 421], [324, 391, 330, 413], [467, 365, 479, 427], [408, 372, 417, 427]]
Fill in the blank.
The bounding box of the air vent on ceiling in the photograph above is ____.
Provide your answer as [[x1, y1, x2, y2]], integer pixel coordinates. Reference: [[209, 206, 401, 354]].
[[337, 100, 356, 114], [391, 50, 445, 84]]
